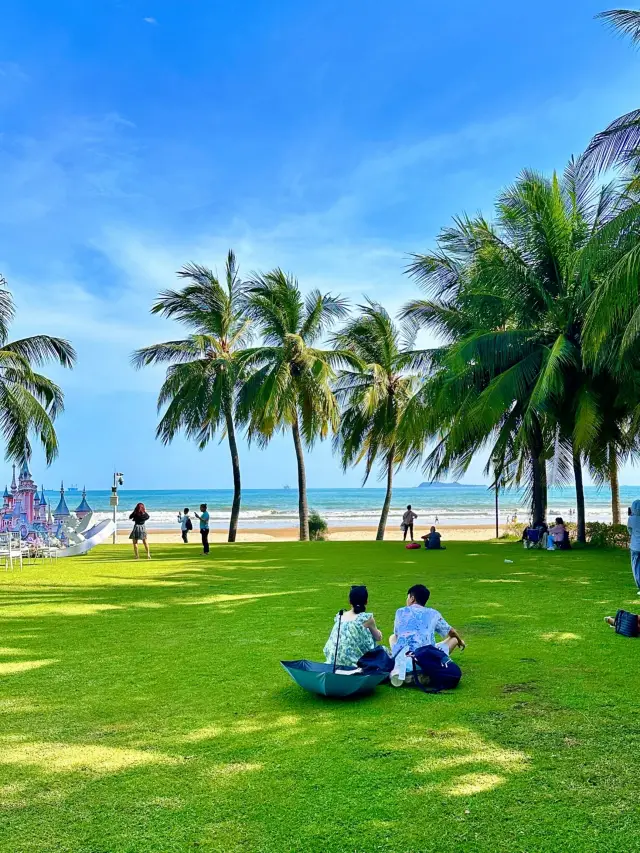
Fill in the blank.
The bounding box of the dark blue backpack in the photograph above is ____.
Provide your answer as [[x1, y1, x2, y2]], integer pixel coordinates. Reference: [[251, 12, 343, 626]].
[[411, 645, 462, 693], [357, 646, 395, 674]]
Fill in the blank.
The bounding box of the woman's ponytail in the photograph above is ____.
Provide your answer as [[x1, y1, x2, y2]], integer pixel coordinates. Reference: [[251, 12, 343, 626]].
[[349, 584, 368, 614]]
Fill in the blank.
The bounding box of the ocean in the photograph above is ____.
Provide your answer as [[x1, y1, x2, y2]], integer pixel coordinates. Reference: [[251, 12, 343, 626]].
[[44, 485, 637, 530]]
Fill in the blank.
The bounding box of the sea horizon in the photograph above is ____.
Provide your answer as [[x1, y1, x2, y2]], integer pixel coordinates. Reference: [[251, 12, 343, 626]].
[[41, 485, 640, 530]]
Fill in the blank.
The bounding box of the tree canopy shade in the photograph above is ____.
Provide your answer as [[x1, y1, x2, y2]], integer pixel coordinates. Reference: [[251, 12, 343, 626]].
[[400, 158, 631, 538], [132, 252, 250, 542], [237, 270, 351, 541], [332, 301, 423, 540], [0, 276, 75, 465]]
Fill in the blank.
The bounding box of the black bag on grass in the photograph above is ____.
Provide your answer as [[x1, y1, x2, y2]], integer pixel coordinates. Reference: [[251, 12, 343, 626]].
[[615, 609, 639, 638], [411, 645, 462, 693], [357, 647, 395, 674]]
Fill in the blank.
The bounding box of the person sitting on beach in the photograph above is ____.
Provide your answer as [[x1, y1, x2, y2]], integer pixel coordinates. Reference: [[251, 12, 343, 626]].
[[421, 526, 445, 550], [402, 505, 418, 542], [129, 502, 150, 560], [389, 584, 465, 687], [323, 585, 383, 669], [549, 517, 571, 550]]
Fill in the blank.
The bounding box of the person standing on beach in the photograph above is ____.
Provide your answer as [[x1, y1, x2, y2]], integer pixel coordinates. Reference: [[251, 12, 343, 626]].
[[195, 503, 210, 554], [402, 505, 418, 542], [178, 508, 192, 544], [129, 502, 150, 560]]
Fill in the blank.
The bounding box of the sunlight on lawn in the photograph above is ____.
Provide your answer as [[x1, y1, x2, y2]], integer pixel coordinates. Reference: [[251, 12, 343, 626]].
[[0, 741, 178, 773], [0, 660, 56, 676]]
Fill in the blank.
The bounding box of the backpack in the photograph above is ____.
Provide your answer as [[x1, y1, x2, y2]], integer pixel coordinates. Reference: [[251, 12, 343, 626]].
[[615, 609, 639, 638], [357, 646, 395, 674], [185, 517, 193, 531], [410, 645, 462, 693]]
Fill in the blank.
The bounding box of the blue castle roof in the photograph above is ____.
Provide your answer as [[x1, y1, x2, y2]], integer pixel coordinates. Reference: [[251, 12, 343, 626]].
[[19, 460, 31, 479], [75, 487, 92, 514], [53, 482, 70, 518], [3, 485, 9, 499], [39, 488, 47, 506]]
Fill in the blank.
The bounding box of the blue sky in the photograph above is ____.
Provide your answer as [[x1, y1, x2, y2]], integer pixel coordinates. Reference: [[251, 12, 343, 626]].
[[2, 0, 640, 490]]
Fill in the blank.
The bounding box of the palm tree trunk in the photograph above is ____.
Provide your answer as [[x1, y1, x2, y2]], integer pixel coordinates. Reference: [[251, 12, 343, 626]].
[[224, 406, 242, 543], [291, 416, 309, 541], [376, 448, 395, 541], [529, 420, 547, 525], [609, 443, 621, 525], [572, 445, 586, 543]]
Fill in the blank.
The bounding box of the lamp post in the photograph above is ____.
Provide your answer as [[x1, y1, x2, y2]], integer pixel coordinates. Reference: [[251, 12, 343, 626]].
[[111, 472, 124, 545]]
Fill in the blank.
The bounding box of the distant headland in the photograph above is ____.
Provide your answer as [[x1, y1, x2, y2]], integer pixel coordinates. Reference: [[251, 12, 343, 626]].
[[417, 481, 481, 488]]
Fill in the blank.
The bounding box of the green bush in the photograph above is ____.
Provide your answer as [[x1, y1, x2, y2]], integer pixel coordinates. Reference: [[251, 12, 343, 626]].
[[585, 522, 629, 549], [309, 510, 328, 541]]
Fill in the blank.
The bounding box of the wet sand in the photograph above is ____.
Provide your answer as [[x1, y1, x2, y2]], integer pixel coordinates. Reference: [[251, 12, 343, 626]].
[[117, 524, 500, 544]]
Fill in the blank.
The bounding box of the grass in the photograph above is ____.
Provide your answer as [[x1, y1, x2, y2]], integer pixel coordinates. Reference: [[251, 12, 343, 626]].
[[0, 540, 639, 852]]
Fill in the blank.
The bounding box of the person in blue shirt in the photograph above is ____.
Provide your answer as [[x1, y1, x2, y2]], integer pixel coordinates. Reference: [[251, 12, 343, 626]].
[[194, 503, 210, 554], [627, 500, 640, 594], [389, 584, 465, 687]]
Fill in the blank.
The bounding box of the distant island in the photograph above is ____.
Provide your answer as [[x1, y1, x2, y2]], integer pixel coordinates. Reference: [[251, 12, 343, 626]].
[[417, 481, 482, 488]]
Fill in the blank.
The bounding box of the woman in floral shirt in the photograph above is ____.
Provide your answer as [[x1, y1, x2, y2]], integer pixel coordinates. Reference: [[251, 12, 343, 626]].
[[323, 585, 383, 668]]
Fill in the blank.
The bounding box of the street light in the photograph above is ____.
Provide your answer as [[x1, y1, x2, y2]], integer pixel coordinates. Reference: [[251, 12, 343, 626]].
[[111, 472, 124, 544]]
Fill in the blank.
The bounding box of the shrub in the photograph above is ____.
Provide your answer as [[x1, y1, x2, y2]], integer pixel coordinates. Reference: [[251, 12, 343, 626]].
[[309, 510, 328, 541], [585, 522, 629, 549]]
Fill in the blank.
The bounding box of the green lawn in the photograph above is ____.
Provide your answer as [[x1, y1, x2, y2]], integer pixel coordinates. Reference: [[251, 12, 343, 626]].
[[0, 541, 639, 853]]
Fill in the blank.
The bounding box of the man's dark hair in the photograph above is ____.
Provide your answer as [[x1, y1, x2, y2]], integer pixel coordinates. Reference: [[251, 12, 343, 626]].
[[200, 503, 207, 511], [407, 504, 412, 510], [408, 584, 430, 606], [184, 507, 189, 513]]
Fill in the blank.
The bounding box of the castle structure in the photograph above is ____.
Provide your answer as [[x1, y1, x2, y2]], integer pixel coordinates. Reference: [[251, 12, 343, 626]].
[[0, 462, 92, 540]]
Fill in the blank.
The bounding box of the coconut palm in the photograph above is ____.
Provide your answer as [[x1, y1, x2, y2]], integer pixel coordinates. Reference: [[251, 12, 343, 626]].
[[0, 275, 75, 464], [332, 301, 422, 540], [402, 159, 626, 538], [132, 252, 250, 543], [237, 270, 349, 541], [585, 9, 640, 175]]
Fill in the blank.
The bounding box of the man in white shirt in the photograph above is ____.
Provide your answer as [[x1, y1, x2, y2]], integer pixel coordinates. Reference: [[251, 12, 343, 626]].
[[627, 500, 640, 594], [178, 507, 192, 543]]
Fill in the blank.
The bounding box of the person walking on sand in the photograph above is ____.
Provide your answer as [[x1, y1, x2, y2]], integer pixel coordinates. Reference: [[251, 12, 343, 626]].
[[178, 507, 192, 544], [402, 505, 418, 542], [129, 502, 150, 560], [195, 503, 210, 554]]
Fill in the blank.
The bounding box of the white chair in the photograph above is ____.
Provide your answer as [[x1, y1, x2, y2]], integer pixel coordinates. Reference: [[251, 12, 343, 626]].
[[0, 533, 22, 571]]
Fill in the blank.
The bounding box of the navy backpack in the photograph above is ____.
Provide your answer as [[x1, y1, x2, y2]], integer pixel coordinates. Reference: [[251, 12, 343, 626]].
[[411, 645, 462, 693]]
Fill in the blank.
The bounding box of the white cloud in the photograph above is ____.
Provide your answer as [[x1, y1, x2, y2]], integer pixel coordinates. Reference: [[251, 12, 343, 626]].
[[143, 17, 158, 25]]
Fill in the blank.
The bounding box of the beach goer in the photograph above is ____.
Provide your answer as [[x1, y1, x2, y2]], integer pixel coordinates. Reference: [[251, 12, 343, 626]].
[[323, 585, 384, 668], [389, 584, 465, 687], [627, 501, 640, 594], [129, 502, 150, 560], [604, 612, 640, 632], [422, 526, 445, 550], [402, 505, 418, 542], [549, 517, 571, 550], [179, 507, 192, 544], [194, 503, 210, 554]]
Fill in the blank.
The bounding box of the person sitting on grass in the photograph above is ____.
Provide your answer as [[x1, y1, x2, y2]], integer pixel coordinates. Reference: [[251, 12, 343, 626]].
[[421, 526, 445, 550], [549, 517, 571, 550], [323, 585, 383, 669], [389, 584, 465, 687]]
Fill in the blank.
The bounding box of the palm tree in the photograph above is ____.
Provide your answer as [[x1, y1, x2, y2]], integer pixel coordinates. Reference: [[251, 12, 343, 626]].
[[237, 270, 349, 541], [332, 301, 422, 540], [132, 252, 251, 543], [585, 9, 640, 175], [402, 159, 625, 539], [0, 276, 75, 463]]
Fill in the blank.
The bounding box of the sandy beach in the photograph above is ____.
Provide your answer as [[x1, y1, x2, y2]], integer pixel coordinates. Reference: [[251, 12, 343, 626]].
[[116, 523, 500, 544]]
